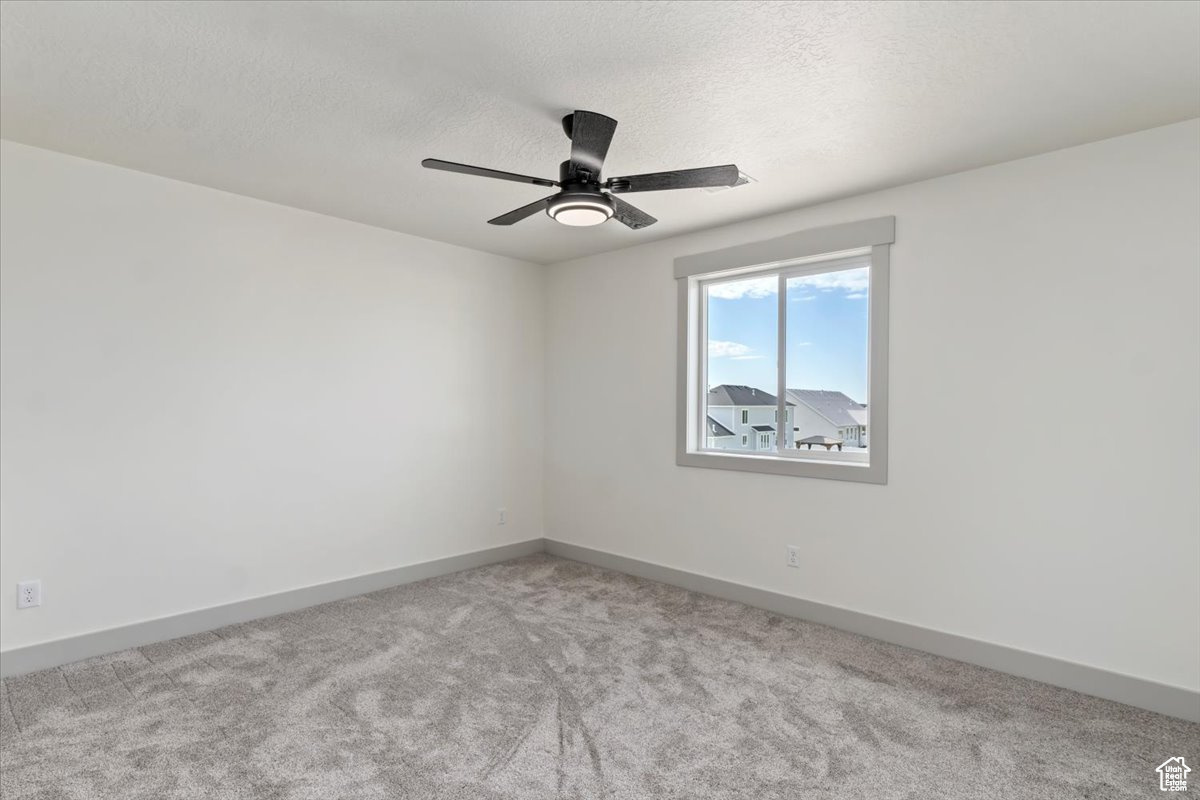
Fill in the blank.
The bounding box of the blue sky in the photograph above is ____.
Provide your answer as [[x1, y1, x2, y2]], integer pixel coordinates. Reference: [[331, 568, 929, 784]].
[[707, 267, 869, 403]]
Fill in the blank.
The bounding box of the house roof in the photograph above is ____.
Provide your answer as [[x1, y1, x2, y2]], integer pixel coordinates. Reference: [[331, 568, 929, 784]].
[[786, 389, 868, 428], [707, 385, 793, 407], [751, 425, 775, 432], [706, 416, 734, 437]]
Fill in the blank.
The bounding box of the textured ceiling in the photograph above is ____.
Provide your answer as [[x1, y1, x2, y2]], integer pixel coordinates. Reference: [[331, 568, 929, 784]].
[[2, 1, 1198, 264]]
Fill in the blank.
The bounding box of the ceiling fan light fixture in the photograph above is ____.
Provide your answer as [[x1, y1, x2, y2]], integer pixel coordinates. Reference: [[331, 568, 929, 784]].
[[546, 194, 614, 227]]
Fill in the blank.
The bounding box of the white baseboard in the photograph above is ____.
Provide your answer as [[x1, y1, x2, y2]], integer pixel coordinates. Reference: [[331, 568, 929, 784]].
[[0, 538, 544, 679], [4, 535, 1195, 724], [544, 538, 1200, 724]]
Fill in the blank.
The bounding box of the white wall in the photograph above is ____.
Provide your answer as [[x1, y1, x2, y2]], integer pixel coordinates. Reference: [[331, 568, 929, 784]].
[[0, 141, 544, 651], [544, 120, 1200, 692]]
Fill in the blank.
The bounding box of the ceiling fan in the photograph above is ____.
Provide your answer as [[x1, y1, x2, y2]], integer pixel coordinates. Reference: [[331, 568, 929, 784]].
[[422, 110, 740, 229]]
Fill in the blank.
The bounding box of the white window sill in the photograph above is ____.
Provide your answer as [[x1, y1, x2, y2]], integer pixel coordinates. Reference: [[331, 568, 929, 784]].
[[677, 449, 886, 484]]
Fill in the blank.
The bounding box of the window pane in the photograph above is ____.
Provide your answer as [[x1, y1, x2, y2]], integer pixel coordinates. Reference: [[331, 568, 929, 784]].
[[784, 266, 869, 456], [703, 274, 778, 452]]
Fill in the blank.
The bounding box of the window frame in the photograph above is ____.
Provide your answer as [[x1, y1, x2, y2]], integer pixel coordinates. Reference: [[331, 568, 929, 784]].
[[676, 216, 892, 484], [699, 254, 872, 465]]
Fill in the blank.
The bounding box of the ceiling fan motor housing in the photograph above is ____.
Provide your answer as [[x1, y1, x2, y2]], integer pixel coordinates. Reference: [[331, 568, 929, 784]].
[[559, 159, 598, 186], [548, 158, 614, 226]]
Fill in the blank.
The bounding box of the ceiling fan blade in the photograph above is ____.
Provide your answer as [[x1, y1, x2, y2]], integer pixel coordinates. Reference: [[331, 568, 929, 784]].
[[607, 164, 740, 193], [422, 158, 558, 187], [610, 196, 657, 229], [487, 195, 555, 226], [568, 111, 618, 179]]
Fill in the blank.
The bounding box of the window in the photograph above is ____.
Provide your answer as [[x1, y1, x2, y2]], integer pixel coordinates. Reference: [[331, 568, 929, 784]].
[[741, 434, 748, 446], [676, 217, 891, 483]]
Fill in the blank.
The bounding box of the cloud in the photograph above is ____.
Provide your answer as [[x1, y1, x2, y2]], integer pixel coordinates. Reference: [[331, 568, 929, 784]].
[[708, 339, 753, 358], [709, 267, 869, 301], [845, 292, 866, 299], [707, 276, 777, 300], [789, 267, 869, 293], [793, 341, 813, 347], [709, 341, 769, 361], [790, 294, 817, 302]]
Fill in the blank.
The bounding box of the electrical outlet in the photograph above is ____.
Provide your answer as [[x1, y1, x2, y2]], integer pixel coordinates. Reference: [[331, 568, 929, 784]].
[[786, 546, 801, 568], [17, 580, 41, 609], [497, 508, 507, 526]]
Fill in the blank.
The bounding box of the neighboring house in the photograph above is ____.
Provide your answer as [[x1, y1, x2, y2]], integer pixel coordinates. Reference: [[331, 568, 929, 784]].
[[786, 389, 869, 448], [705, 416, 735, 447], [706, 385, 793, 452]]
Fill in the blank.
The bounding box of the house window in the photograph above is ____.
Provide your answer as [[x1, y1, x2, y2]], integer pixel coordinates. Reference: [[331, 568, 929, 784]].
[[677, 216, 892, 483], [741, 434, 748, 445]]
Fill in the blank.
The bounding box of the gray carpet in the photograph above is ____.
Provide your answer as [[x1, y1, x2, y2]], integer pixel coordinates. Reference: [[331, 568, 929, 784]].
[[1, 555, 1195, 799]]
